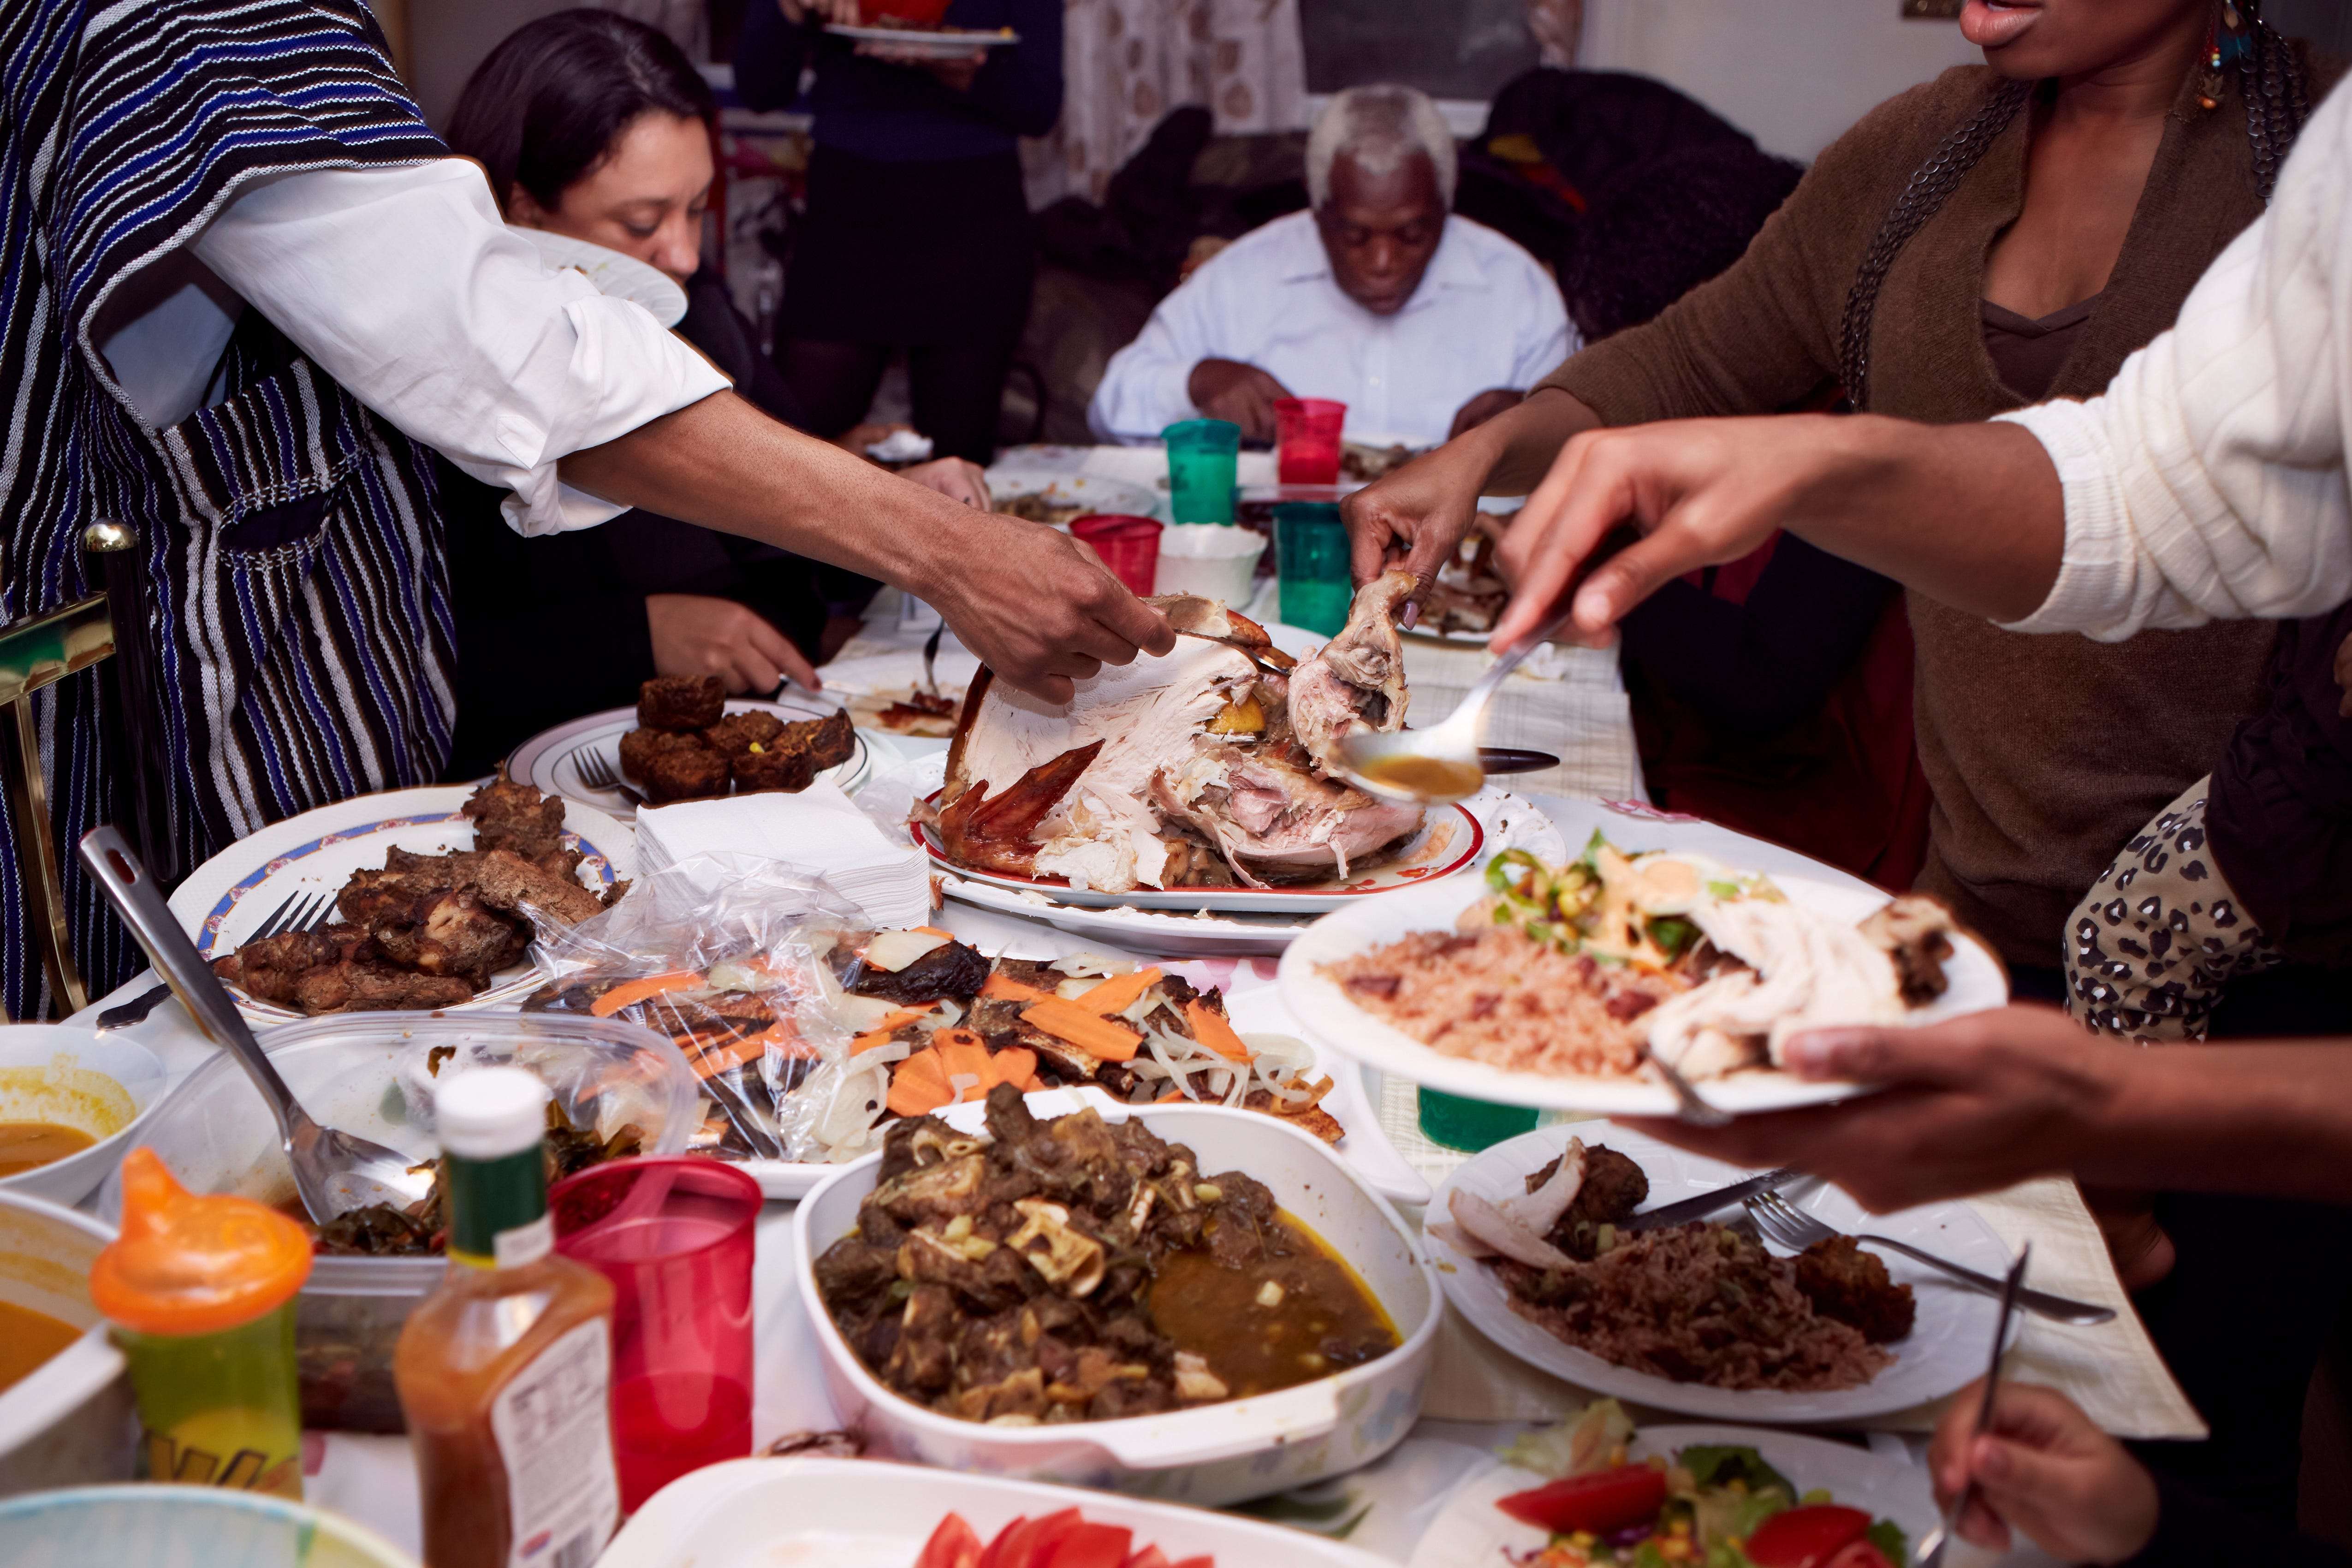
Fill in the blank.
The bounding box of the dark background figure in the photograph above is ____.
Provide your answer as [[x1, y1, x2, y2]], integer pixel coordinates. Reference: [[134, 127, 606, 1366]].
[[735, 0, 1063, 462], [438, 8, 988, 778]]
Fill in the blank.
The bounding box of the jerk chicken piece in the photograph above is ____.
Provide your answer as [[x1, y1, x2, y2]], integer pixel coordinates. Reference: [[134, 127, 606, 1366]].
[[702, 709, 785, 760], [365, 887, 529, 986], [619, 727, 730, 802], [1288, 568, 1414, 775], [461, 774, 567, 862], [638, 674, 725, 732], [1795, 1235, 1917, 1343]]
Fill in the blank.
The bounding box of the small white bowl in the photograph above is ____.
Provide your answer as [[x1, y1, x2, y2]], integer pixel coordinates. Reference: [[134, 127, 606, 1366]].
[[0, 1190, 131, 1497], [1152, 523, 1265, 605], [796, 1100, 1439, 1506], [0, 1028, 167, 1207]]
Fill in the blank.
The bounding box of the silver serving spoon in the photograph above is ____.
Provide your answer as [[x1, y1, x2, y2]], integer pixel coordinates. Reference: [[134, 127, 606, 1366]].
[[1336, 610, 1574, 804], [78, 827, 435, 1224]]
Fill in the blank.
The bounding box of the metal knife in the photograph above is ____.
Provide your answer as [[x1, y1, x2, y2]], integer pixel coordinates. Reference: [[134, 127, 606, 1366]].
[[1621, 1167, 1807, 1232]]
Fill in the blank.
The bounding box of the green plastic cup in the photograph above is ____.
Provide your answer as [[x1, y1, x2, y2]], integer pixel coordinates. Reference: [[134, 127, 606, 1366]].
[[1416, 1088, 1541, 1152], [1163, 418, 1241, 525], [1274, 501, 1351, 636], [116, 1300, 305, 1497]]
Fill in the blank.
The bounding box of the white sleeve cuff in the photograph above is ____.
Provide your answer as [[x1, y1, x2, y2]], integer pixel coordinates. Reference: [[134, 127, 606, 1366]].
[[1989, 403, 2148, 639]]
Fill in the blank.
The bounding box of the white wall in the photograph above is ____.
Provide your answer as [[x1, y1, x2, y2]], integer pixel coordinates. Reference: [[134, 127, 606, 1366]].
[[1579, 0, 1985, 163]]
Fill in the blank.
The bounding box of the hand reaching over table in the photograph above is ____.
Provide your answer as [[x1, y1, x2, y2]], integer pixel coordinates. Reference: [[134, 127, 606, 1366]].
[[1341, 434, 1491, 607], [647, 594, 821, 695], [926, 512, 1176, 704], [1187, 357, 1293, 444], [1929, 1381, 2158, 1562], [778, 0, 860, 22], [902, 456, 990, 509]]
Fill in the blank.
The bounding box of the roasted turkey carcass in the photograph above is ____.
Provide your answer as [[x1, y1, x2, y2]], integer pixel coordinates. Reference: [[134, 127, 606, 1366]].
[[938, 584, 1425, 892]]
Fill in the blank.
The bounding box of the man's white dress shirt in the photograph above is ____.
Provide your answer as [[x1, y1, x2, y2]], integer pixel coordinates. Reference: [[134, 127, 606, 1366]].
[[1087, 210, 1575, 450], [1996, 74, 2352, 641], [96, 160, 728, 537]]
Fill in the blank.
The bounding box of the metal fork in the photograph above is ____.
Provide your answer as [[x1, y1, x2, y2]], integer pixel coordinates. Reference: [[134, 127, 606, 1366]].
[[572, 746, 644, 804], [1916, 1245, 2031, 1567], [921, 622, 944, 697], [1743, 1188, 2114, 1325], [245, 889, 334, 942]]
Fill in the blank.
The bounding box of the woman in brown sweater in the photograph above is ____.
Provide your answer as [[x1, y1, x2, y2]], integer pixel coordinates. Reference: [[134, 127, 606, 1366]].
[[1345, 0, 2339, 1522], [1347, 0, 2334, 981]]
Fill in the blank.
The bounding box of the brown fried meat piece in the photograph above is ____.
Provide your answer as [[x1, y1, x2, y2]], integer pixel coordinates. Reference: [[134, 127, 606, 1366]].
[[638, 674, 725, 732], [734, 709, 855, 794], [702, 710, 785, 760], [1524, 1143, 1651, 1261], [366, 887, 529, 986], [619, 727, 730, 801], [461, 775, 567, 862], [733, 744, 818, 794], [1795, 1235, 1916, 1343]]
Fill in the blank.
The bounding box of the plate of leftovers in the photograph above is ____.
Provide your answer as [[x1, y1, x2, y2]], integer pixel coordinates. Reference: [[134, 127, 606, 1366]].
[[1404, 511, 1520, 643], [600, 1456, 1394, 1568], [990, 472, 1165, 526], [1426, 1123, 2010, 1423], [824, 21, 1024, 56], [1407, 1405, 1934, 1568], [508, 676, 871, 819], [1278, 827, 2005, 1117], [921, 575, 1495, 912], [176, 779, 632, 1021], [1341, 438, 1426, 482], [795, 1093, 1440, 1501]]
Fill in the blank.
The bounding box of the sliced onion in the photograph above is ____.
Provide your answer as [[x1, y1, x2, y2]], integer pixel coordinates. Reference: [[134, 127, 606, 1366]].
[[1050, 952, 1138, 977], [947, 1072, 982, 1100]]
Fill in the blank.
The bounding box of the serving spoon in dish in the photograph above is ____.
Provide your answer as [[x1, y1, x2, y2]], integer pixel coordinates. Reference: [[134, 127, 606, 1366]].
[[1335, 609, 1574, 805], [78, 826, 435, 1224]]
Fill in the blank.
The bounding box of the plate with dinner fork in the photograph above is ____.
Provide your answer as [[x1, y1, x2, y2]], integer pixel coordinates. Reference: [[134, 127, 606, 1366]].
[[168, 785, 634, 1022], [506, 693, 875, 821], [1426, 1121, 2041, 1424]]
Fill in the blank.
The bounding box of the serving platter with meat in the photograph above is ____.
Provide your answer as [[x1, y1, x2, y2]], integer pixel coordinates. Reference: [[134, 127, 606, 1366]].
[[919, 576, 1487, 913], [505, 680, 873, 821], [793, 1092, 1442, 1503], [1425, 1122, 2013, 1424], [1278, 805, 2008, 1118], [175, 780, 634, 1021]]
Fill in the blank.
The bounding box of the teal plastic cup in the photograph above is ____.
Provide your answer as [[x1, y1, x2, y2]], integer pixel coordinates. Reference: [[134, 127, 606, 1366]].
[[1274, 501, 1351, 636], [1417, 1088, 1541, 1152], [1163, 418, 1241, 525]]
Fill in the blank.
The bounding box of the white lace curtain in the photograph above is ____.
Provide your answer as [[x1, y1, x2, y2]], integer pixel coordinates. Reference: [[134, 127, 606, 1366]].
[[1021, 0, 1310, 207]]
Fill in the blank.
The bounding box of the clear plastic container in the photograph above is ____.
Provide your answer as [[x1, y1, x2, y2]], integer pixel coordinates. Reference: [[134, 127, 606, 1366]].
[[95, 1012, 700, 1433]]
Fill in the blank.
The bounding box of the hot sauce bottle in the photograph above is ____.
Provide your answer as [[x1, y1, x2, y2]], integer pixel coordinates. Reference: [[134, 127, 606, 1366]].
[[395, 1068, 620, 1568]]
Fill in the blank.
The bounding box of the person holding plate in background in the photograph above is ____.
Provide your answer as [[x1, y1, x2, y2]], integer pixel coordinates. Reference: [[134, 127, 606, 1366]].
[[734, 0, 1061, 464]]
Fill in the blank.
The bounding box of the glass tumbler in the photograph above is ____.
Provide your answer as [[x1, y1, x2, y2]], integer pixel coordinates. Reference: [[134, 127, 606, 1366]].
[[551, 1157, 761, 1513], [1163, 418, 1241, 525]]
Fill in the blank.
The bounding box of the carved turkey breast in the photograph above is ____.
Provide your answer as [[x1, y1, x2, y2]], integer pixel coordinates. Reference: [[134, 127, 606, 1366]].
[[938, 574, 1427, 893]]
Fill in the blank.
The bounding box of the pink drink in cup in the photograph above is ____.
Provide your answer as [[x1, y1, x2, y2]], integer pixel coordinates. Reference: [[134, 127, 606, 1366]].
[[1274, 398, 1346, 485], [551, 1157, 761, 1512], [1069, 513, 1164, 597]]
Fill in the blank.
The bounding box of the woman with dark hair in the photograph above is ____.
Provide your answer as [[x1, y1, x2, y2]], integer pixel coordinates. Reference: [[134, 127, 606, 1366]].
[[440, 8, 990, 775], [734, 0, 1062, 461]]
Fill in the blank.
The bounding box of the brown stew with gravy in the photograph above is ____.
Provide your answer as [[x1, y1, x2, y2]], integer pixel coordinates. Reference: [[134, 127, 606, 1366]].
[[1150, 1210, 1396, 1397]]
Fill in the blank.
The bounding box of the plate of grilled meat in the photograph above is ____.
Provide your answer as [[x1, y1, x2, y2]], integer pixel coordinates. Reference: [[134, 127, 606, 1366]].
[[180, 777, 634, 1020], [509, 675, 872, 820]]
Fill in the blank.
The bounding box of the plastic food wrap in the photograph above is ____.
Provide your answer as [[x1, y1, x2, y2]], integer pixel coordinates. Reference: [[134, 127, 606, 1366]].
[[524, 854, 867, 1161]]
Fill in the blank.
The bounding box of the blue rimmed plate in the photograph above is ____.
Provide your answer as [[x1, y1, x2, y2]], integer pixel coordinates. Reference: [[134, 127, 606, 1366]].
[[166, 785, 635, 1022]]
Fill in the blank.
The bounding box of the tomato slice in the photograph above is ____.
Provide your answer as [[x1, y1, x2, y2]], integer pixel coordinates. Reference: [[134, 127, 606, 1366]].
[[1122, 1549, 1170, 1568], [1824, 1543, 1894, 1568], [1496, 1466, 1670, 1536], [976, 1516, 1027, 1568], [917, 1514, 984, 1568], [1042, 1522, 1134, 1568], [1743, 1505, 1875, 1568], [1000, 1509, 1084, 1568]]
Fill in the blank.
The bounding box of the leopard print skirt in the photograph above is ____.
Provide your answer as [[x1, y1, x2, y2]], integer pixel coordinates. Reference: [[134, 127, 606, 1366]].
[[2065, 777, 2281, 1040]]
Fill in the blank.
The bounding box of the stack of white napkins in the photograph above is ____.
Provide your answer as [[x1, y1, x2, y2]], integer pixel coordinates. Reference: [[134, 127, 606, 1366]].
[[634, 781, 930, 928]]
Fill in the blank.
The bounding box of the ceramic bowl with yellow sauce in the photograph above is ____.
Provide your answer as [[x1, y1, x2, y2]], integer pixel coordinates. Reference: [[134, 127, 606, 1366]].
[[0, 1190, 133, 1498], [0, 1028, 166, 1207]]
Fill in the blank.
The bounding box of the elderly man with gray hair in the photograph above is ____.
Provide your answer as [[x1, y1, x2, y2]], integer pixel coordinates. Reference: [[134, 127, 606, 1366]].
[[1089, 85, 1573, 450]]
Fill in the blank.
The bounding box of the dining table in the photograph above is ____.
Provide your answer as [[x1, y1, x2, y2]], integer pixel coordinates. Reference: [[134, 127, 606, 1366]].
[[56, 443, 2204, 1566]]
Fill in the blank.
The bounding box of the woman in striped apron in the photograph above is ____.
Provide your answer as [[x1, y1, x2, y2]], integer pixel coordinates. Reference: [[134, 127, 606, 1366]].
[[0, 0, 1170, 1019]]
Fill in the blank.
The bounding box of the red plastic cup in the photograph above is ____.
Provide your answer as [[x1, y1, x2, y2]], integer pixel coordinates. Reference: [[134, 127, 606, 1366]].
[[551, 1157, 761, 1513], [1274, 398, 1346, 485], [861, 0, 953, 24], [1069, 513, 1164, 597]]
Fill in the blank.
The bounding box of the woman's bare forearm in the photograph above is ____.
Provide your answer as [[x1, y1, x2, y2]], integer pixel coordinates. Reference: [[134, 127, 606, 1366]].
[[1473, 387, 1604, 496], [2080, 1045, 2352, 1205]]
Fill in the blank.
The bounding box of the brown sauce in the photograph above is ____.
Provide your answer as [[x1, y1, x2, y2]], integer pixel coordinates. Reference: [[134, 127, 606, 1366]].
[[1148, 1210, 1399, 1397], [0, 1121, 96, 1176], [0, 1300, 83, 1392], [1354, 754, 1484, 802]]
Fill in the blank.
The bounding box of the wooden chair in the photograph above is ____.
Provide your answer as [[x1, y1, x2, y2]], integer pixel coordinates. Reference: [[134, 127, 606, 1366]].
[[0, 522, 175, 1016]]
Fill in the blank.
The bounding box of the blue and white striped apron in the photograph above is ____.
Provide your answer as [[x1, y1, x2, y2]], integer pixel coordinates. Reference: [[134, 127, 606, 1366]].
[[0, 0, 459, 1017]]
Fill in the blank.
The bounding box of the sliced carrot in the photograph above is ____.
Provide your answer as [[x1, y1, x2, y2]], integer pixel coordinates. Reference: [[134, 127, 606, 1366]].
[[886, 1048, 954, 1118], [849, 1007, 933, 1056], [1184, 999, 1253, 1062], [1156, 1091, 1186, 1104], [936, 1038, 996, 1102], [590, 969, 704, 1017], [1073, 967, 1164, 1016], [910, 926, 958, 942], [985, 1047, 1040, 1093], [981, 973, 1051, 1004], [1020, 997, 1141, 1062], [687, 1037, 765, 1081]]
